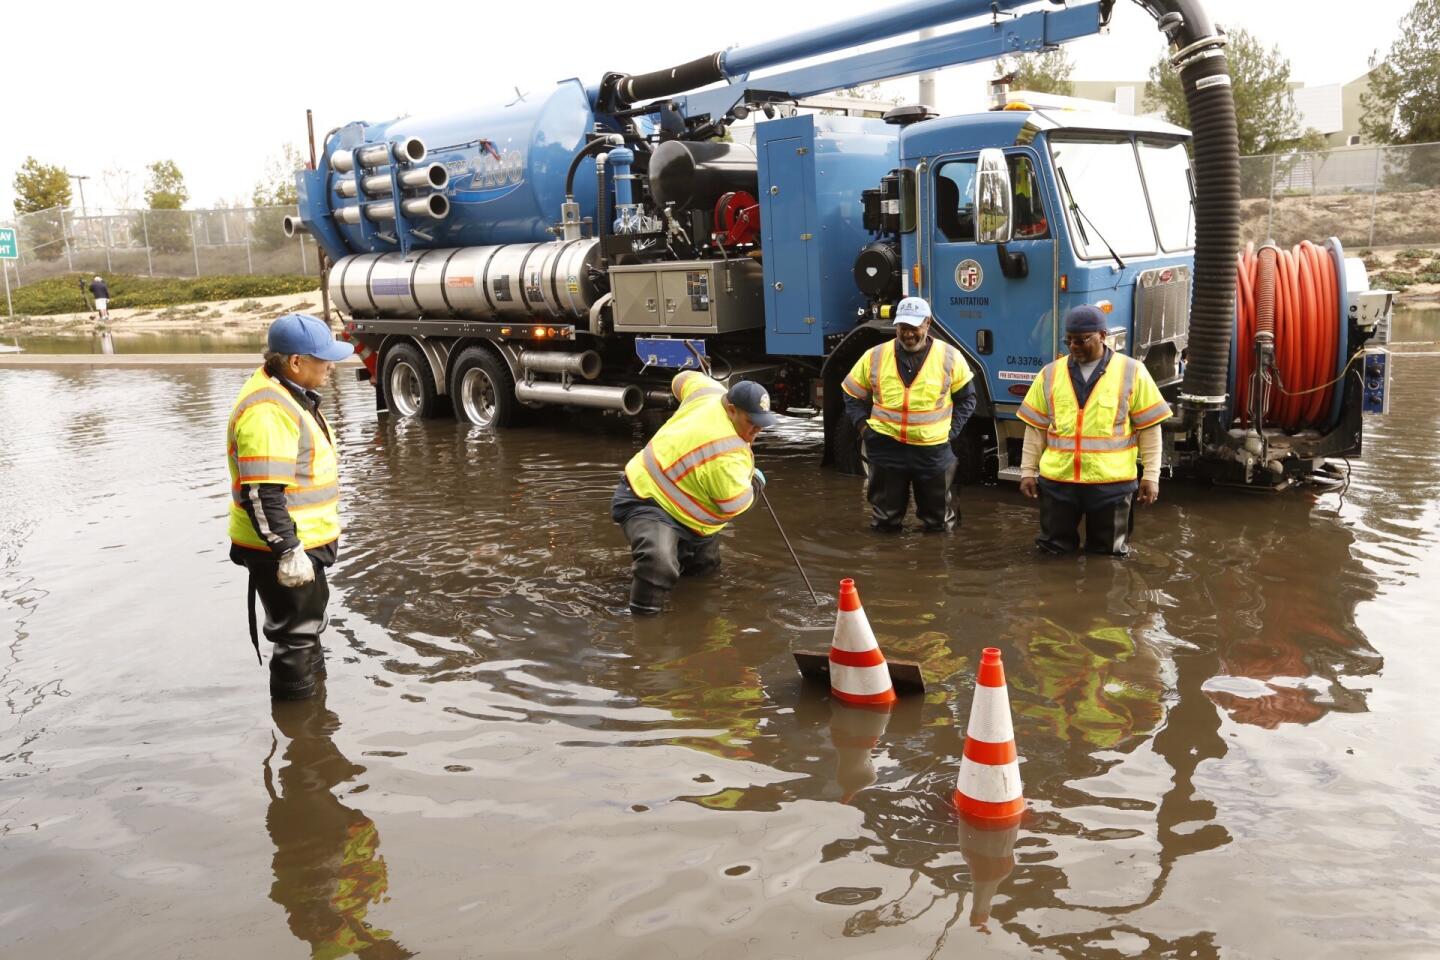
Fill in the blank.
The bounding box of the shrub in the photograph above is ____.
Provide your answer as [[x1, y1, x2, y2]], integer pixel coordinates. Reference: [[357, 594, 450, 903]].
[[11, 273, 318, 316]]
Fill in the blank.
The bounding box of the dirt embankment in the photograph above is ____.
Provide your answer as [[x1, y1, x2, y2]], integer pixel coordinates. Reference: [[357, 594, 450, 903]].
[[0, 291, 333, 338]]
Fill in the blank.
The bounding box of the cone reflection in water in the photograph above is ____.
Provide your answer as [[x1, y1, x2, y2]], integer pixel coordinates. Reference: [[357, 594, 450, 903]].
[[954, 647, 1024, 823], [829, 700, 892, 803], [829, 578, 897, 708], [959, 814, 1019, 933]]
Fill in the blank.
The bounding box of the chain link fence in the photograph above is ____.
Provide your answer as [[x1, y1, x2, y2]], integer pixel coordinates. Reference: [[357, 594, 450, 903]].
[[0, 205, 319, 286], [4, 141, 1437, 289], [1240, 141, 1440, 250]]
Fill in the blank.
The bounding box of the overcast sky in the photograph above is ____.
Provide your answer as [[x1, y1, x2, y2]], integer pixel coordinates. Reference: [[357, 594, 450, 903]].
[[4, 0, 1416, 217]]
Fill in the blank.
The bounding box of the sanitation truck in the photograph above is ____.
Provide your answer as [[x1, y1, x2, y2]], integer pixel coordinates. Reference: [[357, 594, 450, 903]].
[[288, 0, 1395, 489]]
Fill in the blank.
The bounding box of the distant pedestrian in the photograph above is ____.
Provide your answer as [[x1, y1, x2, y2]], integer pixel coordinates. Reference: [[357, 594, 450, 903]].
[[227, 313, 354, 700], [841, 296, 976, 533], [90, 275, 110, 322], [1017, 304, 1171, 557]]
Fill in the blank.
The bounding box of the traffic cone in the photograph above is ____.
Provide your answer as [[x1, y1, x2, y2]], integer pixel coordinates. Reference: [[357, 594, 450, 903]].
[[829, 700, 892, 803], [953, 647, 1024, 824], [829, 578, 897, 708], [958, 814, 1019, 932]]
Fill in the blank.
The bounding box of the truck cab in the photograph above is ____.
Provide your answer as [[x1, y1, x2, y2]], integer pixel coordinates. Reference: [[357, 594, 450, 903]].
[[824, 106, 1197, 478]]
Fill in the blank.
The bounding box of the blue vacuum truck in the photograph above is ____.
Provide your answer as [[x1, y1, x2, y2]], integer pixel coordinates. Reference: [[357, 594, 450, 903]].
[[287, 0, 1395, 489]]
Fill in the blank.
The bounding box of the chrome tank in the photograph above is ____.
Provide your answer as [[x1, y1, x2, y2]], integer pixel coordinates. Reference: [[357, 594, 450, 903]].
[[329, 240, 603, 321]]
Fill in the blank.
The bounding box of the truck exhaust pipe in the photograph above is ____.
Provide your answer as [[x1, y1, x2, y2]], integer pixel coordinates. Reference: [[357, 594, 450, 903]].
[[282, 215, 310, 238], [519, 350, 603, 380], [335, 194, 450, 224], [335, 163, 450, 198], [515, 381, 644, 415], [331, 136, 428, 173]]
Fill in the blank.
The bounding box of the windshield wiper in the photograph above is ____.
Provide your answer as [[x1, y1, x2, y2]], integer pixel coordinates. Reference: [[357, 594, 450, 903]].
[[1057, 166, 1126, 270]]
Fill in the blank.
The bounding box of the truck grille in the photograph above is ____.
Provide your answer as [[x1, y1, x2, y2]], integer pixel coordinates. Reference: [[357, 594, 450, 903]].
[[1132, 265, 1190, 386]]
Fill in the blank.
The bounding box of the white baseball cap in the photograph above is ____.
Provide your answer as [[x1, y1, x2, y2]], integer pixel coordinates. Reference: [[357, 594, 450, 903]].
[[893, 296, 932, 326]]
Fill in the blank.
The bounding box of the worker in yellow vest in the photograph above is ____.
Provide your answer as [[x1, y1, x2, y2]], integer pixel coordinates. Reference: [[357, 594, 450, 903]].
[[841, 296, 976, 532], [1016, 304, 1172, 556], [611, 373, 777, 615], [228, 313, 353, 700]]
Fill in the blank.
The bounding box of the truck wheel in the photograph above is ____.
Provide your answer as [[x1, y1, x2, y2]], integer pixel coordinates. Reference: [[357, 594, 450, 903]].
[[449, 346, 515, 428], [381, 343, 445, 419]]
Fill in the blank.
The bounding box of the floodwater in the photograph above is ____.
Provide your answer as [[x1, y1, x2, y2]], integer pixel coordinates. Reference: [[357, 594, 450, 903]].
[[2, 311, 1438, 959]]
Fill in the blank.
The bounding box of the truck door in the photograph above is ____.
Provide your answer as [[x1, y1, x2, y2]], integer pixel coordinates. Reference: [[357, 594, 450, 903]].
[[927, 150, 1056, 402]]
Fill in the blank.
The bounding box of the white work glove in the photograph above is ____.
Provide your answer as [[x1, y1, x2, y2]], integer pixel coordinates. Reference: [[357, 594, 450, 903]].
[[277, 546, 315, 588]]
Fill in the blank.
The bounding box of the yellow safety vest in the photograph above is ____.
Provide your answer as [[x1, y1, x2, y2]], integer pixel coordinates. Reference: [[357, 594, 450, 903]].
[[1016, 350, 1172, 484], [227, 367, 342, 552], [624, 370, 756, 537], [841, 339, 974, 445]]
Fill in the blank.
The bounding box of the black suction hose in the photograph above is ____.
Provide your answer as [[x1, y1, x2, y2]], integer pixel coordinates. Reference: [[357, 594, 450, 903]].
[[1136, 0, 1240, 419], [564, 139, 613, 199]]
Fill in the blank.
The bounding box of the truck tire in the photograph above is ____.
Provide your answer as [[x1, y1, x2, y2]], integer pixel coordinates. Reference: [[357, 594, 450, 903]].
[[381, 342, 446, 419], [449, 346, 516, 428]]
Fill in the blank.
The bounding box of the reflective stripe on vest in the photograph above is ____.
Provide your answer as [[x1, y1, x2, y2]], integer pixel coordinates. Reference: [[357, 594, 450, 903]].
[[227, 368, 341, 551]]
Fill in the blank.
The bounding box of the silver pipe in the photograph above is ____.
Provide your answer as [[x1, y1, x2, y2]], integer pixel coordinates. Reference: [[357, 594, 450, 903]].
[[334, 162, 450, 199], [282, 215, 310, 238], [330, 136, 428, 174], [336, 194, 450, 224], [515, 381, 644, 415], [520, 350, 602, 380]]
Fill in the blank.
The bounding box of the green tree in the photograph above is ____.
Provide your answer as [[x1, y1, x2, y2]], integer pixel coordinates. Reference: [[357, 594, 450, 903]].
[[996, 48, 1076, 97], [144, 159, 189, 210], [143, 160, 191, 254], [12, 157, 71, 214], [1360, 0, 1440, 145], [12, 158, 72, 261], [1145, 29, 1308, 157], [251, 145, 306, 251]]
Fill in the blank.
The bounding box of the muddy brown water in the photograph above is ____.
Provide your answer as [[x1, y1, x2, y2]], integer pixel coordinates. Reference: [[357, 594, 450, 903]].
[[2, 311, 1438, 958]]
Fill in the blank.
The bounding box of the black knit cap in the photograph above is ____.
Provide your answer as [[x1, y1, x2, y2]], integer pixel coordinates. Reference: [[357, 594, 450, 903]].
[[1063, 304, 1107, 334]]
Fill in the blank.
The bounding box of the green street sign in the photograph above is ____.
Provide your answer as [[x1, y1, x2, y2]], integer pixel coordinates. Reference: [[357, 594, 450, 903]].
[[0, 227, 17, 260]]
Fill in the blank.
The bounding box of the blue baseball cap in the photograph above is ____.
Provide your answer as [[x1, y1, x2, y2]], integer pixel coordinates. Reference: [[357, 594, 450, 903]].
[[1063, 304, 1107, 335], [267, 313, 354, 362], [894, 296, 932, 326], [727, 380, 780, 428]]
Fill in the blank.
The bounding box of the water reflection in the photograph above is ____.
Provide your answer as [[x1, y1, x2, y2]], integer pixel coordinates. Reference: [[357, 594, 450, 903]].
[[265, 692, 413, 958]]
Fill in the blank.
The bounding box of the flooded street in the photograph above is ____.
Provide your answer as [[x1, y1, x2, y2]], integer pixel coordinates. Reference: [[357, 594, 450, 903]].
[[3, 311, 1439, 959]]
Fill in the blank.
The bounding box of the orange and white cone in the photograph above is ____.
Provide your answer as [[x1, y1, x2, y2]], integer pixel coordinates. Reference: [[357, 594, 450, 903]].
[[829, 700, 893, 803], [953, 647, 1024, 824], [959, 814, 1019, 931], [829, 578, 896, 708]]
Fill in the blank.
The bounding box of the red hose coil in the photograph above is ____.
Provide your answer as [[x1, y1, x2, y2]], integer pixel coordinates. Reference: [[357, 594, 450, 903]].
[[1233, 241, 1339, 429]]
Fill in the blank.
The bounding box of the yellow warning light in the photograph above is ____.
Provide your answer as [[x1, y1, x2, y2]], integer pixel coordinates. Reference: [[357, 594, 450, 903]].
[[911, 263, 922, 287], [500, 326, 512, 336], [1003, 101, 1033, 111], [1059, 275, 1068, 291], [534, 326, 547, 338], [1096, 300, 1114, 314]]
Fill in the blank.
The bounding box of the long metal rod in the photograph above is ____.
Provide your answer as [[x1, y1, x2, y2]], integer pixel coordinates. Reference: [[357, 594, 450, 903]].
[[758, 484, 821, 606]]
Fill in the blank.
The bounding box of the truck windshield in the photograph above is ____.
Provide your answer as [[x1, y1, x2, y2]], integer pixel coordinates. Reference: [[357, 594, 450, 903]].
[[1139, 139, 1195, 251], [1049, 137, 1157, 260]]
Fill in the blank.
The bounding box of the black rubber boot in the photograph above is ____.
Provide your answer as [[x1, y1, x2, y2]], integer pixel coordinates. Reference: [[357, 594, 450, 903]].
[[915, 463, 958, 532], [1036, 489, 1083, 554], [1083, 494, 1136, 557], [248, 556, 328, 701], [866, 464, 910, 532], [622, 515, 683, 615]]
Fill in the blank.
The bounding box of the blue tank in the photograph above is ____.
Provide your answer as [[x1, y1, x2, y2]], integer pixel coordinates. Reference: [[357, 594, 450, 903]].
[[301, 80, 601, 258]]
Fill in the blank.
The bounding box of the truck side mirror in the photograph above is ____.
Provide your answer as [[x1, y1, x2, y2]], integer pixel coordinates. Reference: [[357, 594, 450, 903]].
[[976, 148, 1012, 244]]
